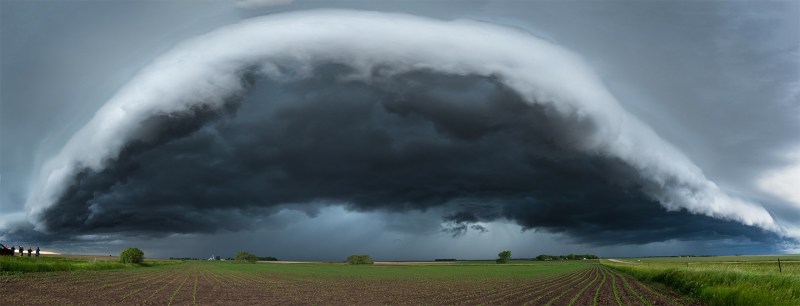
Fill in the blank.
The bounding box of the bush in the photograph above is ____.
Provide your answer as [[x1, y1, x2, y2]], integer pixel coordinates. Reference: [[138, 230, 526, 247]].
[[119, 247, 144, 264], [346, 254, 373, 264], [496, 250, 511, 264], [235, 251, 258, 263]]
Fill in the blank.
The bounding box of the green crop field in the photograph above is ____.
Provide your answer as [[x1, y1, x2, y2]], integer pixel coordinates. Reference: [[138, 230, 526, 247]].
[[1, 257, 696, 305], [602, 255, 800, 306]]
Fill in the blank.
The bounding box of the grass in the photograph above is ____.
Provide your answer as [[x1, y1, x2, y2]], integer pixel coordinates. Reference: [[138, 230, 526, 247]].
[[602, 255, 800, 306], [0, 255, 176, 274]]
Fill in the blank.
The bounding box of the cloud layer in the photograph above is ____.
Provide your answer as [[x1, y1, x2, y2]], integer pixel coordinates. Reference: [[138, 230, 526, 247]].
[[18, 10, 789, 243]]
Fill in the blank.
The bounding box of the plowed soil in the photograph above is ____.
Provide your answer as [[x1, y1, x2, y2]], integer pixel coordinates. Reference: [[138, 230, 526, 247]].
[[0, 262, 700, 305]]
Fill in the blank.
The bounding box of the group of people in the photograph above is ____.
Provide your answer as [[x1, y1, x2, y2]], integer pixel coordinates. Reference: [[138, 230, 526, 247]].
[[0, 243, 40, 257]]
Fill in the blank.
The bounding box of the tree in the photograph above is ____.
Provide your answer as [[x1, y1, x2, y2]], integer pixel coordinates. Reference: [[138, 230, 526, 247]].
[[346, 254, 374, 264], [119, 247, 144, 264], [496, 250, 511, 264], [235, 251, 258, 263]]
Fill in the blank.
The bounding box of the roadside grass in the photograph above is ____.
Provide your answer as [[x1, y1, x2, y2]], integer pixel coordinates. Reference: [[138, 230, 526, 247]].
[[0, 255, 176, 274], [603, 256, 800, 306]]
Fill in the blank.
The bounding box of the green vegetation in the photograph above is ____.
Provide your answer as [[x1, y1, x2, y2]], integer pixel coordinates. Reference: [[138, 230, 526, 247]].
[[119, 247, 145, 264], [234, 251, 258, 263], [2, 256, 132, 273], [257, 256, 279, 261], [346, 254, 374, 264], [602, 255, 800, 306], [496, 250, 511, 264], [535, 254, 598, 261], [221, 259, 593, 280]]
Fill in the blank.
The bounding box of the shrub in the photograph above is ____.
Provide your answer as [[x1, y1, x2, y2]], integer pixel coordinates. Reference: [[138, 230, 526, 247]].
[[235, 251, 258, 263], [119, 247, 144, 264], [496, 250, 511, 264], [346, 254, 373, 264]]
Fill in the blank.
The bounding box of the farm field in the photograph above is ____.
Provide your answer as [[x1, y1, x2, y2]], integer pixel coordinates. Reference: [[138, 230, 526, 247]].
[[0, 259, 696, 305]]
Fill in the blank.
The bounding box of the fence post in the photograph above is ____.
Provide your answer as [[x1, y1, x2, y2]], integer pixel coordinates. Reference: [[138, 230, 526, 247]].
[[778, 257, 782, 273]]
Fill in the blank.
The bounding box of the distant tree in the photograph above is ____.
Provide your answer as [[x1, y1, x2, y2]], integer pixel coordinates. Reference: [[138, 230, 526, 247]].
[[496, 250, 511, 264], [119, 247, 145, 264], [346, 254, 374, 264], [258, 256, 279, 261], [235, 251, 258, 263]]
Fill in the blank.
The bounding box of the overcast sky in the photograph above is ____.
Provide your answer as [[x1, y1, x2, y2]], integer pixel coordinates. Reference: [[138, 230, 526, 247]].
[[1, 1, 798, 260]]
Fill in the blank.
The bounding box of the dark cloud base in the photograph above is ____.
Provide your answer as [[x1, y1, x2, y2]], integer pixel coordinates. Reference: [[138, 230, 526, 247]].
[[33, 64, 779, 246]]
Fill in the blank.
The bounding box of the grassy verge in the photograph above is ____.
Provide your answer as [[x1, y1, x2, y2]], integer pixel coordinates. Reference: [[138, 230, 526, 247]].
[[602, 258, 800, 306], [0, 255, 176, 273]]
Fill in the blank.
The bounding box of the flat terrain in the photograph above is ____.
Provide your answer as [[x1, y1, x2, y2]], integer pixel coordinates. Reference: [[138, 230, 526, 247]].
[[0, 259, 695, 305]]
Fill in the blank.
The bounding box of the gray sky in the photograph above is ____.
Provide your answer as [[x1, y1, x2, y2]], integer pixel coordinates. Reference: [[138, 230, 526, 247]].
[[1, 0, 798, 259]]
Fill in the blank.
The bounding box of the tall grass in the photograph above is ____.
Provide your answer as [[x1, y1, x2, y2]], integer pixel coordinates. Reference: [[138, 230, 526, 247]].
[[0, 256, 173, 273], [604, 260, 800, 306]]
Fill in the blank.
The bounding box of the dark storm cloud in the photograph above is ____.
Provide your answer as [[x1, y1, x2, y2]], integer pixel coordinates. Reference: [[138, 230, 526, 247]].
[[6, 9, 796, 258], [26, 66, 780, 245]]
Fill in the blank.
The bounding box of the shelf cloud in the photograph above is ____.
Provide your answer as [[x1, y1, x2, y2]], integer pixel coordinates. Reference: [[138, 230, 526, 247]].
[[15, 10, 792, 245]]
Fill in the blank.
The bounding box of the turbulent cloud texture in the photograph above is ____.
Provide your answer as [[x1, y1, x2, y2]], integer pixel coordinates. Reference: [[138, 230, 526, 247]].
[[18, 10, 790, 244]]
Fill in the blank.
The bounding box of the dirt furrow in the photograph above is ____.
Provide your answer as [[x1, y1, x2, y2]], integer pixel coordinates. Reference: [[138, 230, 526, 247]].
[[565, 266, 602, 306], [166, 272, 192, 306], [595, 268, 619, 306], [591, 266, 608, 305], [117, 269, 183, 303], [607, 268, 696, 306], [132, 269, 190, 305], [607, 267, 639, 305], [482, 269, 591, 305], [449, 268, 587, 305], [502, 268, 594, 305], [542, 266, 599, 305]]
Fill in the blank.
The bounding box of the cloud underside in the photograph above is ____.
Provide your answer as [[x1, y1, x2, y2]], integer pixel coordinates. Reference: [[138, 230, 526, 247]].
[[38, 68, 775, 245]]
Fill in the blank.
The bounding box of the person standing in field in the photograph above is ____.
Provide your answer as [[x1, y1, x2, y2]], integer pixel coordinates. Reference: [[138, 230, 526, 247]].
[[27, 247, 32, 257], [36, 247, 40, 257], [11, 246, 15, 255], [19, 245, 24, 257]]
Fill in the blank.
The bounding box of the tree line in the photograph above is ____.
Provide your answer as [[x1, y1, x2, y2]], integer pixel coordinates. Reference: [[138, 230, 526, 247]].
[[534, 254, 598, 261]]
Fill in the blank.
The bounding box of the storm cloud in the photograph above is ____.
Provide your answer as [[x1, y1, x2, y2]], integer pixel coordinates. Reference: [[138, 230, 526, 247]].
[[9, 10, 795, 246]]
